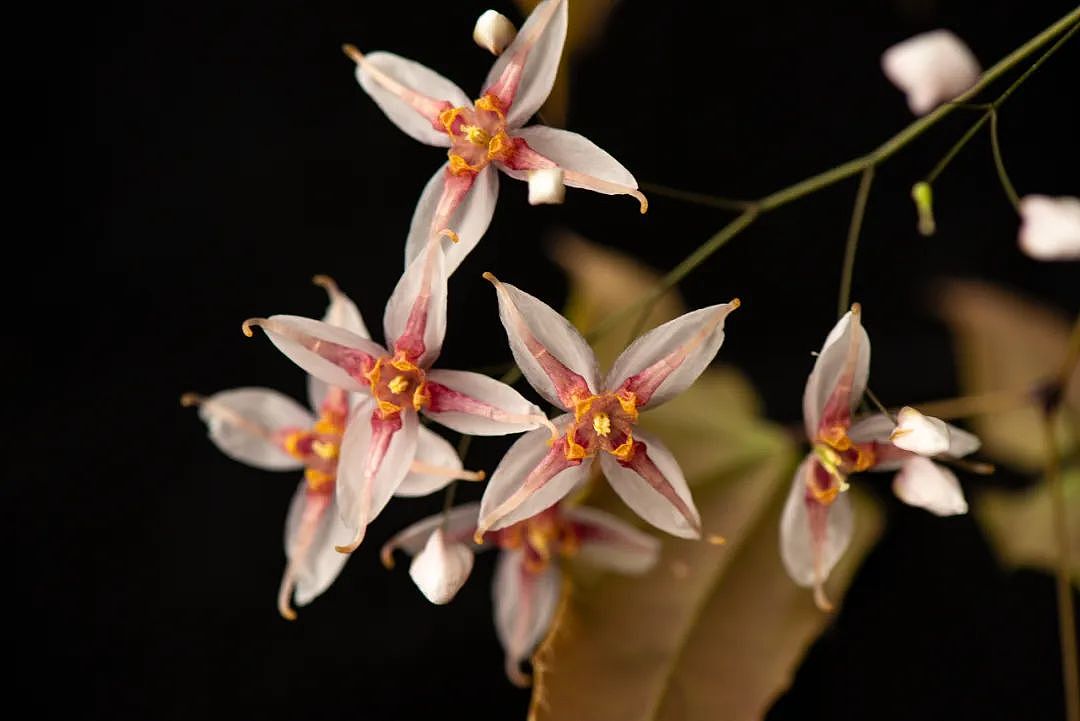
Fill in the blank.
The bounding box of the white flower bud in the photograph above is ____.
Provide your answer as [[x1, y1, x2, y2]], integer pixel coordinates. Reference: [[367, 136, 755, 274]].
[[889, 406, 950, 456], [1018, 195, 1080, 261], [527, 167, 565, 206], [881, 30, 980, 115], [473, 10, 517, 56], [409, 528, 474, 605]]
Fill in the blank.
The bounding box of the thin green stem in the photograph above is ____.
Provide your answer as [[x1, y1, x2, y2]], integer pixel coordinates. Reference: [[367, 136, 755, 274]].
[[989, 110, 1021, 211], [923, 114, 990, 184], [837, 167, 875, 318], [864, 387, 896, 423], [638, 181, 754, 212]]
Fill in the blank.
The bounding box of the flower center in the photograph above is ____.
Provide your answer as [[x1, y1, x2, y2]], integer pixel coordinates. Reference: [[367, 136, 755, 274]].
[[494, 507, 579, 573], [440, 94, 515, 176], [810, 424, 876, 504], [365, 352, 430, 419], [283, 410, 347, 491], [562, 390, 640, 462]]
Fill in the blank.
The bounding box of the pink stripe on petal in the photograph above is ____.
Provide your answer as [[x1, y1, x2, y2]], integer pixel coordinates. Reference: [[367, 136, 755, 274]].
[[606, 439, 702, 539], [425, 369, 545, 436], [803, 305, 870, 438], [384, 237, 448, 367], [493, 549, 562, 687]]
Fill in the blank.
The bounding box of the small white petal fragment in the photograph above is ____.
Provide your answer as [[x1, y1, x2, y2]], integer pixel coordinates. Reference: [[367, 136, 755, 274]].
[[890, 406, 951, 456], [527, 167, 565, 206], [408, 528, 475, 604], [1018, 195, 1080, 261], [881, 30, 980, 115], [893, 457, 968, 516], [473, 10, 517, 55]]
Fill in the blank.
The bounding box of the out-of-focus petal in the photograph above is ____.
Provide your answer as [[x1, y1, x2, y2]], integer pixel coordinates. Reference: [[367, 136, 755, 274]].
[[380, 503, 483, 569], [482, 0, 568, 128], [186, 388, 313, 470], [848, 412, 910, 471], [395, 425, 463, 497], [945, 423, 981, 458], [890, 406, 951, 456], [383, 237, 447, 368], [405, 164, 499, 276], [484, 273, 598, 409], [474, 10, 517, 55], [308, 276, 371, 412], [564, 506, 660, 574], [335, 401, 420, 552], [892, 456, 968, 516], [779, 457, 854, 601], [881, 30, 980, 115], [424, 368, 544, 436], [243, 315, 385, 393], [477, 419, 590, 536], [493, 548, 562, 687], [803, 306, 871, 438], [599, 429, 701, 539], [351, 49, 469, 146], [280, 485, 355, 618], [501, 126, 646, 212], [408, 527, 476, 604], [1018, 195, 1080, 261], [527, 167, 565, 205], [607, 302, 740, 408]]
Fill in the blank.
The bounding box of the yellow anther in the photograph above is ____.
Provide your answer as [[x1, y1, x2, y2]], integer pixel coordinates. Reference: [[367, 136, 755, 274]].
[[486, 129, 514, 162], [412, 383, 430, 411], [572, 394, 595, 421], [364, 358, 383, 387], [809, 483, 840, 505], [311, 439, 339, 461], [592, 412, 612, 437], [462, 125, 491, 146], [313, 417, 342, 435], [616, 390, 639, 421], [389, 355, 419, 373], [304, 468, 335, 491], [376, 399, 402, 418], [439, 106, 464, 135], [819, 425, 852, 451], [609, 434, 635, 462], [474, 93, 505, 118], [564, 434, 589, 461], [448, 154, 480, 176], [388, 375, 410, 394], [283, 431, 306, 459]]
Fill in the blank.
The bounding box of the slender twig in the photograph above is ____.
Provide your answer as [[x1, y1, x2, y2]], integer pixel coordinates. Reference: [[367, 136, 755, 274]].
[[638, 181, 754, 212], [989, 110, 1021, 211], [923, 114, 990, 184], [864, 387, 896, 423], [837, 167, 875, 318]]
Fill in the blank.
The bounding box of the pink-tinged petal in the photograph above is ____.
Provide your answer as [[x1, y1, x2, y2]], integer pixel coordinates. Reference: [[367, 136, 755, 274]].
[[607, 301, 740, 408], [182, 388, 314, 471], [483, 273, 598, 409], [477, 419, 591, 537], [881, 30, 980, 115], [474, 10, 518, 56], [408, 527, 476, 604], [493, 548, 562, 687], [779, 456, 854, 610], [383, 236, 448, 368], [380, 503, 484, 569], [405, 164, 499, 276], [1018, 195, 1080, 261], [396, 425, 485, 497], [847, 413, 910, 471], [308, 275, 371, 412], [892, 457, 968, 516], [335, 401, 420, 553], [424, 368, 545, 436], [803, 305, 871, 438], [500, 126, 647, 212], [347, 47, 469, 147], [563, 506, 660, 575], [278, 483, 355, 619], [944, 423, 981, 458], [482, 0, 568, 128], [599, 429, 701, 539], [243, 315, 386, 394], [889, 406, 951, 456]]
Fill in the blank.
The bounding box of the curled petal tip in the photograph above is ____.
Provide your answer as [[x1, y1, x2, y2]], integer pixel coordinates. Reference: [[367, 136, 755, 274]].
[[335, 527, 365, 554], [179, 392, 204, 408], [312, 274, 339, 292], [506, 664, 532, 688], [472, 469, 486, 482], [241, 317, 266, 338], [849, 302, 862, 316], [380, 546, 396, 570], [729, 297, 741, 310], [342, 43, 363, 64], [634, 190, 649, 214], [813, 583, 835, 613], [279, 605, 298, 622], [706, 533, 726, 546], [971, 461, 995, 475], [481, 271, 498, 284], [472, 529, 487, 545], [438, 228, 460, 243]]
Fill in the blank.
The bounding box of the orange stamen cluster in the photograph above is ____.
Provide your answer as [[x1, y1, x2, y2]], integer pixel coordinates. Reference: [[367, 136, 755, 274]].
[[496, 509, 580, 574], [810, 424, 876, 505], [562, 390, 640, 462], [440, 94, 513, 176], [364, 353, 430, 419], [283, 410, 347, 491]]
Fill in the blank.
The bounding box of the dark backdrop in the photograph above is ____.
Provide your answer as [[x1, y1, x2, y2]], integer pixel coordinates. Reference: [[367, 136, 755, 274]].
[[29, 0, 1079, 718]]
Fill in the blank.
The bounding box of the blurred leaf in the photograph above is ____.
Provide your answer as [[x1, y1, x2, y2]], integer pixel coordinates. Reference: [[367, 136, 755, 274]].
[[514, 0, 622, 127], [533, 234, 884, 721]]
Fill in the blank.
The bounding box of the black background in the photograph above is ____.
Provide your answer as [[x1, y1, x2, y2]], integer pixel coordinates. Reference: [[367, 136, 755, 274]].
[[29, 0, 1079, 718]]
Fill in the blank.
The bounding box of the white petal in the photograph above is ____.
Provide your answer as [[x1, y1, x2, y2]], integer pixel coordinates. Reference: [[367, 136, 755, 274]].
[[802, 308, 871, 438], [193, 388, 313, 470], [424, 368, 543, 436], [336, 401, 420, 543], [779, 457, 854, 587], [1018, 195, 1080, 261], [355, 51, 469, 147], [881, 30, 981, 115], [563, 506, 660, 574], [380, 503, 483, 566], [893, 457, 968, 516], [485, 275, 599, 409], [890, 406, 950, 456], [395, 425, 462, 497], [508, 125, 637, 189], [408, 528, 476, 604], [606, 302, 739, 408], [847, 413, 895, 444], [527, 167, 565, 205], [308, 277, 371, 412], [246, 315, 386, 393], [945, 423, 981, 458], [284, 485, 355, 606], [493, 548, 562, 687], [383, 237, 447, 368], [599, 429, 701, 539], [483, 0, 568, 128], [478, 417, 592, 533], [473, 10, 517, 55], [405, 164, 500, 276]]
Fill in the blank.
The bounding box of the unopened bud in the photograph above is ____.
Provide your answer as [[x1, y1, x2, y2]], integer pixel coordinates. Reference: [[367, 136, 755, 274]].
[[528, 167, 565, 206], [473, 10, 517, 56], [911, 181, 935, 236], [409, 528, 474, 605], [890, 406, 950, 456]]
